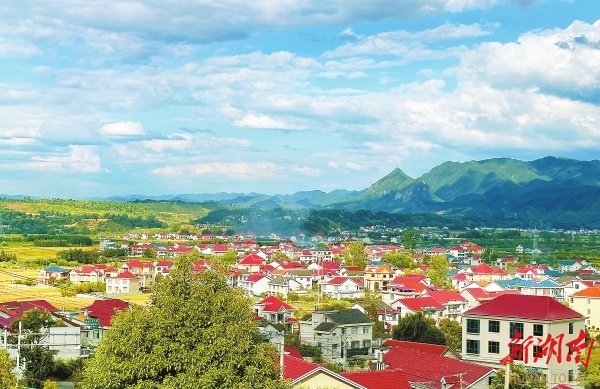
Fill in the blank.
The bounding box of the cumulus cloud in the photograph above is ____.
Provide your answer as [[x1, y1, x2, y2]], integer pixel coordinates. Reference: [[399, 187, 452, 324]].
[[99, 121, 146, 137]]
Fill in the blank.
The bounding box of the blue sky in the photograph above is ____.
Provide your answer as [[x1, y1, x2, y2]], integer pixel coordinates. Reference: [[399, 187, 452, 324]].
[[1, 0, 599, 198]]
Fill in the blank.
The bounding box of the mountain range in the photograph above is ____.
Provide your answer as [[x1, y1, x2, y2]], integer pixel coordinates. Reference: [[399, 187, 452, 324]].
[[99, 156, 600, 227]]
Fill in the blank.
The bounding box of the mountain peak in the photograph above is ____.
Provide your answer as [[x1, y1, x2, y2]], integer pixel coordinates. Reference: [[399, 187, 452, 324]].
[[365, 167, 414, 195]]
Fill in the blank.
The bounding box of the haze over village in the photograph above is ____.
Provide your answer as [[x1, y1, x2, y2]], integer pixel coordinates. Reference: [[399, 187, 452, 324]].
[[2, 1, 600, 389]]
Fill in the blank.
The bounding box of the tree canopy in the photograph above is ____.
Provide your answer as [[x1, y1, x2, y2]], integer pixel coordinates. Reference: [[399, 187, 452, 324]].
[[428, 254, 449, 287], [343, 241, 366, 269], [0, 349, 16, 389], [489, 363, 547, 389], [79, 254, 287, 389], [392, 312, 446, 346], [381, 251, 414, 269]]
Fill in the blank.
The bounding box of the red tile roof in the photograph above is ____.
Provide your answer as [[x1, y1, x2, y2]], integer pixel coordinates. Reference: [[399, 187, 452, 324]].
[[239, 254, 264, 265], [84, 299, 129, 327], [383, 347, 494, 388], [328, 276, 353, 285], [245, 274, 266, 283], [427, 290, 467, 304], [572, 287, 600, 298], [284, 346, 303, 359], [465, 294, 583, 320], [395, 296, 444, 311], [462, 288, 492, 300], [260, 295, 294, 312], [282, 355, 320, 380], [341, 369, 412, 389], [116, 271, 138, 279], [382, 340, 449, 355]]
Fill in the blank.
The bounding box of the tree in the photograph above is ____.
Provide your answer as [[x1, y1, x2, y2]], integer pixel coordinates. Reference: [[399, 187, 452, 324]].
[[439, 318, 462, 352], [392, 312, 445, 345], [216, 249, 238, 266], [43, 379, 59, 389], [0, 349, 16, 389], [79, 254, 287, 389], [270, 251, 290, 262], [489, 363, 547, 389], [343, 241, 366, 269], [401, 230, 419, 251], [9, 308, 58, 389], [381, 251, 414, 269], [428, 254, 449, 287]]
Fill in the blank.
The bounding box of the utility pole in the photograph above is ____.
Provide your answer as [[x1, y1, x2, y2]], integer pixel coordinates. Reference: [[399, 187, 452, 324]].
[[16, 321, 21, 388], [504, 363, 510, 389]]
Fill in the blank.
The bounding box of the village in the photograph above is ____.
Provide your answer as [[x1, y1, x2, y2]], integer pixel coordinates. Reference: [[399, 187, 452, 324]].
[[2, 234, 599, 388]]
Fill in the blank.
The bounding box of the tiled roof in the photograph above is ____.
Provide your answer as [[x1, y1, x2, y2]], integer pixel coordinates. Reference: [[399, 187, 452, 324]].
[[239, 254, 264, 265], [116, 271, 138, 279], [572, 287, 600, 298], [328, 276, 354, 285], [284, 346, 303, 359], [464, 294, 583, 321], [260, 295, 294, 312], [427, 290, 467, 304], [326, 309, 372, 325], [382, 340, 449, 355], [395, 296, 444, 311], [383, 347, 494, 388], [282, 355, 320, 380], [314, 322, 337, 332], [341, 369, 412, 389], [43, 266, 70, 273]]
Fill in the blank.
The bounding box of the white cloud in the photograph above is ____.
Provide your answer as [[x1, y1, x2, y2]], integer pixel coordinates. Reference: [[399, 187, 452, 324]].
[[153, 162, 280, 178], [234, 114, 303, 130], [292, 166, 321, 175], [99, 121, 146, 137], [458, 20, 600, 92], [7, 145, 105, 173]]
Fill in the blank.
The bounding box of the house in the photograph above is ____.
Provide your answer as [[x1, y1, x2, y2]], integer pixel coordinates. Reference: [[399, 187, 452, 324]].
[[299, 309, 374, 362], [570, 287, 600, 330], [496, 257, 518, 269], [253, 295, 295, 325], [516, 279, 564, 300], [268, 276, 302, 298], [391, 296, 444, 321], [465, 263, 507, 283], [237, 254, 265, 273], [239, 274, 271, 296], [426, 290, 469, 321], [105, 271, 140, 294], [323, 277, 363, 299], [364, 264, 395, 292], [341, 369, 412, 389], [38, 266, 70, 284], [461, 294, 586, 387], [559, 259, 588, 273], [69, 266, 105, 284]]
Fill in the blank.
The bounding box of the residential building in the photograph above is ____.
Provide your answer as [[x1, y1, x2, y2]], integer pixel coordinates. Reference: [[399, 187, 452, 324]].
[[299, 309, 374, 362], [105, 271, 140, 294], [239, 274, 271, 296], [364, 264, 395, 292], [570, 287, 600, 330], [323, 277, 363, 299], [38, 266, 70, 284], [461, 294, 586, 386]]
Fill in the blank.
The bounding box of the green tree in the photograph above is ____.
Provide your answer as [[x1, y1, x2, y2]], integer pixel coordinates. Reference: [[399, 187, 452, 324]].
[[428, 254, 449, 287], [401, 230, 419, 251], [9, 308, 57, 389], [392, 312, 446, 345], [216, 249, 238, 266], [489, 363, 547, 389], [439, 318, 462, 352], [0, 349, 17, 389], [79, 254, 287, 389], [270, 251, 290, 262], [43, 379, 59, 389], [381, 251, 414, 269], [343, 241, 366, 269]]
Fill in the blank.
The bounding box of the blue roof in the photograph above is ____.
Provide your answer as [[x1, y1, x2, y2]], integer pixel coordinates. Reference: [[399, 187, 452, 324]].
[[44, 266, 69, 273], [544, 269, 564, 278], [495, 278, 524, 288], [517, 279, 561, 288]]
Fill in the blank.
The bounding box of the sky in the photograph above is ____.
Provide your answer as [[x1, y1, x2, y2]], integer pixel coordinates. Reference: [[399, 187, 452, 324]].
[[1, 0, 599, 198]]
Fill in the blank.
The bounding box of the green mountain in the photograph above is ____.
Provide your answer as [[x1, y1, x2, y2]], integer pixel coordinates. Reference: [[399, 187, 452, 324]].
[[341, 157, 600, 227]]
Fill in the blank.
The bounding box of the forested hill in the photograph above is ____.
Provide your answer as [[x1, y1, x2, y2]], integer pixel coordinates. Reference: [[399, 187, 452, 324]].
[[336, 156, 600, 228]]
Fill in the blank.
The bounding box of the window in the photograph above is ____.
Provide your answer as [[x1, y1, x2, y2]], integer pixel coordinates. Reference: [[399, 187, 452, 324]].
[[569, 322, 574, 335], [317, 342, 322, 348], [466, 340, 480, 354], [351, 341, 360, 349], [533, 324, 544, 337], [467, 319, 480, 334], [488, 377, 494, 386], [363, 326, 370, 334], [588, 309, 591, 314], [510, 322, 524, 339], [332, 344, 338, 351], [509, 344, 524, 361], [569, 370, 574, 382], [93, 330, 99, 339], [351, 327, 358, 335], [488, 341, 500, 354], [533, 346, 544, 359], [488, 320, 500, 333], [588, 299, 591, 304], [363, 340, 371, 348]]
